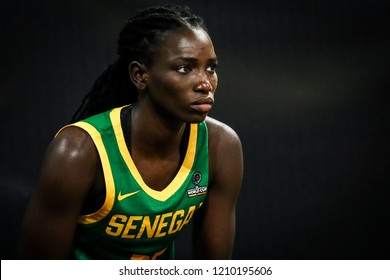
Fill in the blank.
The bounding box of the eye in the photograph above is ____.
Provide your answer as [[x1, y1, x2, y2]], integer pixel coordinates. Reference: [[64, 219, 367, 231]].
[[176, 65, 192, 74], [207, 64, 217, 74]]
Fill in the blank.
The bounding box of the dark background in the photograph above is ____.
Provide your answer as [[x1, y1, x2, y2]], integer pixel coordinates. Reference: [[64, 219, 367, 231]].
[[1, 0, 389, 259]]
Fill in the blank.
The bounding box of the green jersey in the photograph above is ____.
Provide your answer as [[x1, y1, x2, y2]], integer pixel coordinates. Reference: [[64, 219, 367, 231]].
[[59, 106, 209, 259]]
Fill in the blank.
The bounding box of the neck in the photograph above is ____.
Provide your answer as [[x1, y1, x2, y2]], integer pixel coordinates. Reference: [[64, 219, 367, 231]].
[[129, 103, 186, 158]]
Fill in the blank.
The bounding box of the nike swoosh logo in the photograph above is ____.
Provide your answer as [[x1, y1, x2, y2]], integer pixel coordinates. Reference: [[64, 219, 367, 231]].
[[118, 190, 140, 201]]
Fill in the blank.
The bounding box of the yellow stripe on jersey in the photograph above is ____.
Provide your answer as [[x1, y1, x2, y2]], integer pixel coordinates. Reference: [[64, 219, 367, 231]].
[[63, 122, 116, 224]]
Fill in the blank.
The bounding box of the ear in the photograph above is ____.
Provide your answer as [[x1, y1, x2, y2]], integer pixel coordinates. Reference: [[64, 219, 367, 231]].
[[129, 61, 148, 90]]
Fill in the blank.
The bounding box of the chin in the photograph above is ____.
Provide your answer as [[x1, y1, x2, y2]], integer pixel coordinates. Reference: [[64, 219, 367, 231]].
[[187, 113, 208, 124]]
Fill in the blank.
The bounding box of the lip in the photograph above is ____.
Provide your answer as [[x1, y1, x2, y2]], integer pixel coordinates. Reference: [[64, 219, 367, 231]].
[[191, 97, 214, 113]]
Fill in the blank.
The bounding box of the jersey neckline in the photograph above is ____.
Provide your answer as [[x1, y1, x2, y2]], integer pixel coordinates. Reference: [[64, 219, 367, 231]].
[[110, 106, 198, 202]]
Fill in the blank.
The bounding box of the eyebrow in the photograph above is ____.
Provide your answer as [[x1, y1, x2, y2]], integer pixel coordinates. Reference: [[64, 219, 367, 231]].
[[172, 56, 218, 63]]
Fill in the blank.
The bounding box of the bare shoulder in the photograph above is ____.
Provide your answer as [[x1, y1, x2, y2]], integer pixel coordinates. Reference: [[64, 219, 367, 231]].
[[39, 125, 99, 199], [52, 125, 97, 155], [205, 116, 242, 148], [205, 116, 243, 185]]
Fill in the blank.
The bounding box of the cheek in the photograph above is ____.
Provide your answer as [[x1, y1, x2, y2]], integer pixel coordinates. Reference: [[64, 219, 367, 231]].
[[149, 75, 188, 102], [161, 77, 188, 97], [212, 74, 218, 93]]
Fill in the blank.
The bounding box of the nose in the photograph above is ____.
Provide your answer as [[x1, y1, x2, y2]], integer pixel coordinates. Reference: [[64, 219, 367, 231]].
[[194, 74, 213, 94]]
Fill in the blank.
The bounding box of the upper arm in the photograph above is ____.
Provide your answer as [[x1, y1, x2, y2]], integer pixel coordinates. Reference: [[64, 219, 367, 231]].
[[193, 117, 243, 259], [18, 126, 99, 259]]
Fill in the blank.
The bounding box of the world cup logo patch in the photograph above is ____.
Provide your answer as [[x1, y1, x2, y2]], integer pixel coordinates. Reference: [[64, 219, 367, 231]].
[[191, 171, 202, 185], [187, 171, 207, 197]]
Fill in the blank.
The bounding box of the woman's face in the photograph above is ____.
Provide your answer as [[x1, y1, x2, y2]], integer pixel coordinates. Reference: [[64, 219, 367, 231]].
[[143, 27, 218, 124]]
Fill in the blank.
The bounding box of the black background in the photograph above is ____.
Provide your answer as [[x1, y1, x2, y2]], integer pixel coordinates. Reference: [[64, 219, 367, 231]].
[[1, 0, 389, 259]]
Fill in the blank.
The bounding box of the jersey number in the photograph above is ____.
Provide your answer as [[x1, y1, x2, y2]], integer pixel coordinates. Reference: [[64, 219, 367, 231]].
[[130, 247, 167, 260]]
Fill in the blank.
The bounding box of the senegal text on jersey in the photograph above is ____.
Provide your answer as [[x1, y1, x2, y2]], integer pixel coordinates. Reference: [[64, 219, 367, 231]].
[[105, 203, 202, 238]]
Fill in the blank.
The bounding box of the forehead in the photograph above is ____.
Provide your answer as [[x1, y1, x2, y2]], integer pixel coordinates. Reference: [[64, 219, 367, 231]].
[[155, 27, 216, 59]]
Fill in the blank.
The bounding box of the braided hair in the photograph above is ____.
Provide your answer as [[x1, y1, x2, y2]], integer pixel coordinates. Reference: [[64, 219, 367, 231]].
[[71, 5, 208, 122]]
